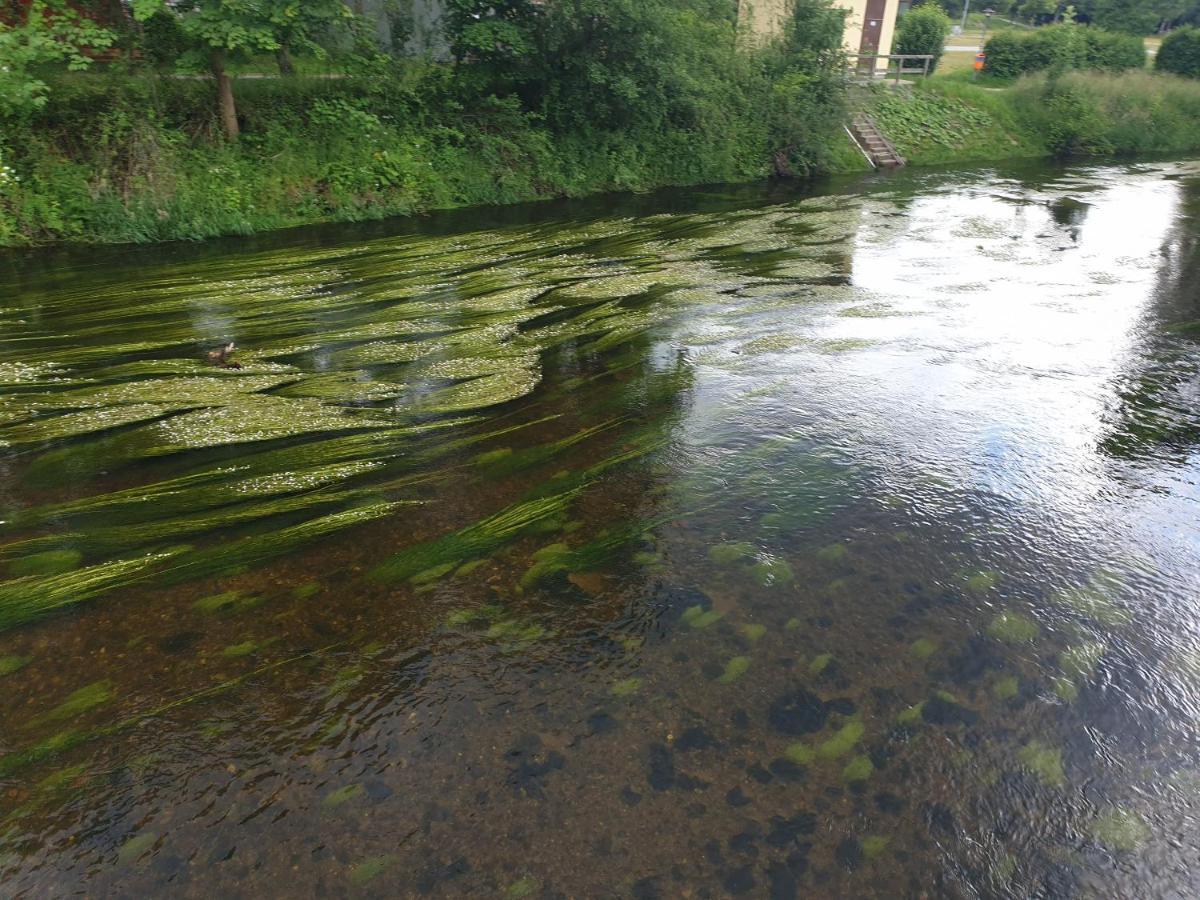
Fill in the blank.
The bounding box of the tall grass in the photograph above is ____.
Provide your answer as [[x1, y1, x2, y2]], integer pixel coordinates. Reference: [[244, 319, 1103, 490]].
[[1010, 70, 1200, 157]]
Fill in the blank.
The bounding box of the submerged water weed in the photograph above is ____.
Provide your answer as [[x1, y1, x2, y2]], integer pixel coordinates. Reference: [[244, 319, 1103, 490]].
[[322, 783, 366, 809], [749, 556, 795, 587], [506, 876, 539, 899], [988, 611, 1040, 643], [221, 641, 259, 658], [964, 570, 1002, 593], [1053, 573, 1134, 627], [909, 638, 937, 660], [1060, 642, 1105, 681], [861, 835, 890, 859], [809, 653, 834, 676], [349, 854, 399, 885], [1089, 807, 1151, 851], [0, 551, 184, 632], [611, 677, 642, 697], [786, 742, 816, 764], [843, 754, 874, 782], [1018, 740, 1066, 787], [5, 549, 83, 577], [0, 655, 30, 676], [718, 656, 751, 683], [28, 681, 114, 729], [116, 832, 158, 866], [818, 719, 865, 759], [992, 676, 1020, 700], [708, 542, 756, 565], [681, 605, 723, 629], [741, 623, 767, 642], [193, 591, 265, 615], [372, 490, 580, 585]]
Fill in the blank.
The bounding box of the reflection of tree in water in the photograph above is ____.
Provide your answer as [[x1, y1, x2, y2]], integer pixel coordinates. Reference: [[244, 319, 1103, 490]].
[[1100, 179, 1200, 463]]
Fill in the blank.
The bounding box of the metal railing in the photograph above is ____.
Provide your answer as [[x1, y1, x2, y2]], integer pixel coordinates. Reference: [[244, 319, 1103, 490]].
[[845, 54, 935, 85]]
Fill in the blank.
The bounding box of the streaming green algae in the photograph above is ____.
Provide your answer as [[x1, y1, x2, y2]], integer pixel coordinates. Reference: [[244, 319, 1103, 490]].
[[27, 681, 114, 728], [681, 605, 723, 629], [0, 655, 30, 676], [116, 832, 158, 866], [988, 611, 1040, 643], [349, 854, 399, 885], [0, 551, 185, 631], [843, 754, 874, 782], [611, 677, 642, 697], [1019, 740, 1066, 787], [1089, 807, 1151, 851], [718, 657, 751, 684], [818, 719, 865, 759]]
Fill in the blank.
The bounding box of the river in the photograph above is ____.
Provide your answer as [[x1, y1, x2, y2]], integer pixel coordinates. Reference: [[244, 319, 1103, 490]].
[[2, 159, 1199, 898]]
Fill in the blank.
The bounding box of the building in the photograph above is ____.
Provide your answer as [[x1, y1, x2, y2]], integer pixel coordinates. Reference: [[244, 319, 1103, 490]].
[[737, 0, 902, 71]]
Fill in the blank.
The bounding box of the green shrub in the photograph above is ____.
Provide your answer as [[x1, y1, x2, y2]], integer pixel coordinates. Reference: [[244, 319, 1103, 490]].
[[984, 24, 1144, 78], [1156, 27, 1200, 78], [894, 4, 952, 74]]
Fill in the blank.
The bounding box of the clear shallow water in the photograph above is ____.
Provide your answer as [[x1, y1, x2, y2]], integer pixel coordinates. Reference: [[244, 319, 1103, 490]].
[[2, 160, 1200, 898]]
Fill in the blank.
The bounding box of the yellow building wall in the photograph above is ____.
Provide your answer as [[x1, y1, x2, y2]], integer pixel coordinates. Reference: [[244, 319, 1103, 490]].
[[737, 0, 901, 70]]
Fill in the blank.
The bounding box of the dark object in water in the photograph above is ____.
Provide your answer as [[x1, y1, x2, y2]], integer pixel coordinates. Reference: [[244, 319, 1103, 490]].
[[206, 342, 242, 369]]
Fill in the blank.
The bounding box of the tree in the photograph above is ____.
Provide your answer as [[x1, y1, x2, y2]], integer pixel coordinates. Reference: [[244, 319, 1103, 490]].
[[0, 1, 115, 118], [894, 4, 952, 73], [132, 0, 353, 138]]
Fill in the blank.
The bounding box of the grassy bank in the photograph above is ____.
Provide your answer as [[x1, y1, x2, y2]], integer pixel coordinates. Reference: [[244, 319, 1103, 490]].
[[6, 67, 1200, 248], [862, 69, 1200, 166]]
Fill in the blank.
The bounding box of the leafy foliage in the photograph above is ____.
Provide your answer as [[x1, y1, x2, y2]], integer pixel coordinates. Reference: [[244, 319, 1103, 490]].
[[894, 4, 952, 74], [984, 23, 1145, 77], [0, 1, 115, 117], [1157, 25, 1200, 76]]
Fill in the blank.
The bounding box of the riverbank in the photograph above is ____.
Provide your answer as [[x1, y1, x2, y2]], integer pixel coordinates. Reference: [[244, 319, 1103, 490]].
[[5, 69, 1200, 248], [863, 70, 1200, 166]]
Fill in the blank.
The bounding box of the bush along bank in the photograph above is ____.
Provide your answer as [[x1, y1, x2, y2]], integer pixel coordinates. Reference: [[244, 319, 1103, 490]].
[[0, 1, 861, 247]]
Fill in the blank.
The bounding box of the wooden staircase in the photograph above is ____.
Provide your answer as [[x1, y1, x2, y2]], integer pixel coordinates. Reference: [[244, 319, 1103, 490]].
[[847, 112, 906, 169]]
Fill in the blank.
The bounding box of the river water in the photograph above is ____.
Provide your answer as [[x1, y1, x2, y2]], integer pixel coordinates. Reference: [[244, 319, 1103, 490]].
[[2, 159, 1200, 898]]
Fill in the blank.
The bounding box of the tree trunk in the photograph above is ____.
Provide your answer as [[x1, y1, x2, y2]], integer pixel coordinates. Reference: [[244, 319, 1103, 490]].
[[276, 43, 296, 77], [212, 49, 239, 140]]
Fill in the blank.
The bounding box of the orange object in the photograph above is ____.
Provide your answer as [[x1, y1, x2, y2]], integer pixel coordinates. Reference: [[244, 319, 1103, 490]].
[[974, 53, 986, 71]]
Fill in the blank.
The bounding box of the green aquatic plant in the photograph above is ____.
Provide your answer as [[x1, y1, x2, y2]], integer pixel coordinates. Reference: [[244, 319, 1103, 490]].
[[897, 702, 925, 725], [0, 551, 184, 632], [372, 490, 581, 585], [809, 653, 834, 676], [815, 543, 848, 563], [221, 641, 259, 658], [193, 591, 265, 616], [741, 624, 767, 642], [818, 719, 864, 759], [506, 876, 539, 899], [1060, 642, 1105, 681], [1089, 807, 1150, 851], [116, 832, 158, 866], [5, 549, 83, 577], [785, 742, 815, 765], [1052, 677, 1079, 702], [785, 617, 802, 631], [909, 638, 937, 660], [28, 681, 113, 728], [0, 655, 30, 677], [988, 611, 1040, 643], [992, 676, 1020, 700], [964, 570, 1002, 593], [611, 677, 642, 697], [349, 854, 398, 885], [861, 835, 890, 859], [708, 542, 756, 565], [1018, 740, 1065, 787], [322, 783, 365, 809], [1053, 575, 1133, 627], [445, 604, 506, 629], [681, 605, 723, 629], [164, 502, 405, 584], [718, 656, 751, 684], [749, 557, 795, 587], [842, 754, 874, 782]]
